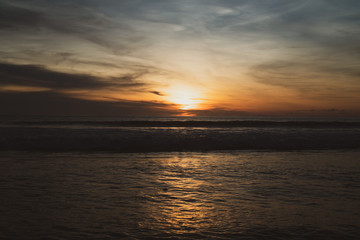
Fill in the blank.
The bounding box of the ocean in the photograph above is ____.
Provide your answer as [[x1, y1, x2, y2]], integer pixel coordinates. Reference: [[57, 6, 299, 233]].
[[0, 116, 360, 239]]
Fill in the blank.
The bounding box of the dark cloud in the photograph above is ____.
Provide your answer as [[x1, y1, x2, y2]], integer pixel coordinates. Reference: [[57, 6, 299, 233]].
[[308, 108, 344, 113], [150, 91, 165, 96], [0, 62, 145, 90], [187, 107, 358, 117], [294, 108, 350, 117], [0, 90, 180, 116], [0, 62, 109, 90]]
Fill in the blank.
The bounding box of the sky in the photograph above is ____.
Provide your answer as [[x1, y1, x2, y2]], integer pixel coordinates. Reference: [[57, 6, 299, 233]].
[[0, 0, 360, 116]]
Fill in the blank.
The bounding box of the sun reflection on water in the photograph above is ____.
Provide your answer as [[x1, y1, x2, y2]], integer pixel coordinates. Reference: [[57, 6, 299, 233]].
[[3, 151, 358, 239], [138, 155, 222, 235], [131, 151, 360, 238]]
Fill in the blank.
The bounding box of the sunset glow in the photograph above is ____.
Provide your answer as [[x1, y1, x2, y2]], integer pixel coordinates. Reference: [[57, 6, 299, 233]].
[[0, 0, 360, 117], [1, 2, 360, 239], [165, 85, 203, 110]]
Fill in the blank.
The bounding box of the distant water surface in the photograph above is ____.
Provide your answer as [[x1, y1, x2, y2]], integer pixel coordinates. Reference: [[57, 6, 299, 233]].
[[1, 116, 360, 151], [0, 151, 359, 239]]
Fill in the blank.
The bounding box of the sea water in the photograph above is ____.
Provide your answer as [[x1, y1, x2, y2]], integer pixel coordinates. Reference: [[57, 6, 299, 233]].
[[1, 116, 360, 151], [0, 116, 360, 239]]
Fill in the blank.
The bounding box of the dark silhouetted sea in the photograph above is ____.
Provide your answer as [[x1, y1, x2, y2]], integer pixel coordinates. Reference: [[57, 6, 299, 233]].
[[0, 116, 360, 239]]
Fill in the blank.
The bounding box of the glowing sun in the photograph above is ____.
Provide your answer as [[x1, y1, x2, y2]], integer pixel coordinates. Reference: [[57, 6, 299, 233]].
[[166, 85, 203, 110]]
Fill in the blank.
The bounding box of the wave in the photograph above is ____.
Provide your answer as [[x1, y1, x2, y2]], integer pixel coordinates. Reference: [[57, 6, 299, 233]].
[[6, 120, 360, 128], [1, 125, 360, 152]]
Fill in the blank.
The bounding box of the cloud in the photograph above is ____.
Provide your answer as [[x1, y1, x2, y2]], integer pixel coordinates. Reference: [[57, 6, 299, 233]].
[[0, 62, 147, 91], [150, 91, 165, 96], [0, 2, 45, 29], [0, 1, 138, 54], [293, 108, 351, 117], [0, 0, 359, 116], [206, 0, 360, 62], [0, 90, 181, 116], [306, 108, 344, 113], [0, 1, 112, 32], [250, 60, 360, 97]]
